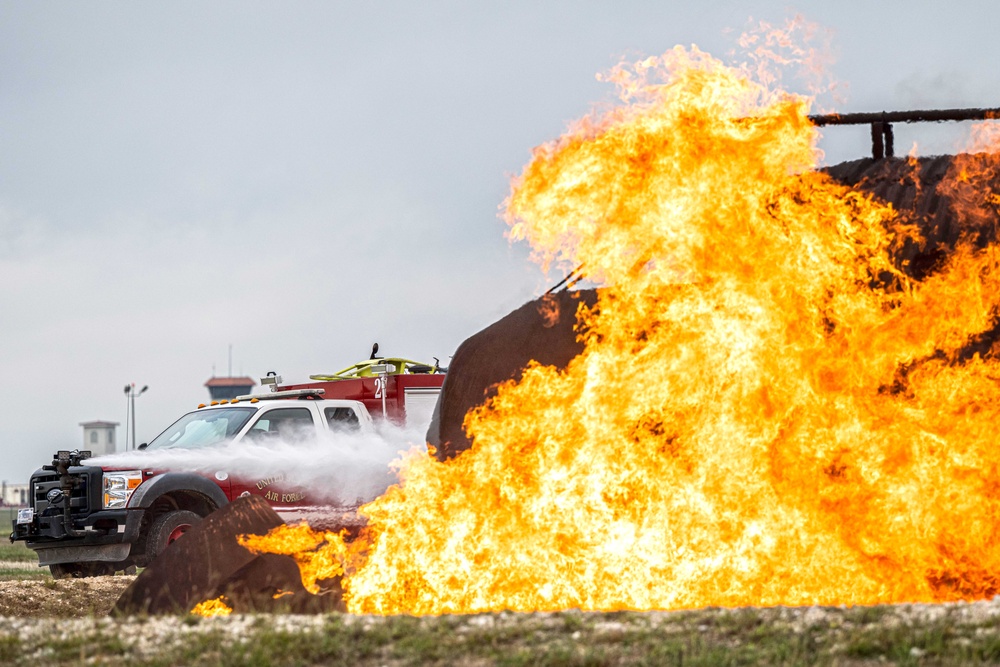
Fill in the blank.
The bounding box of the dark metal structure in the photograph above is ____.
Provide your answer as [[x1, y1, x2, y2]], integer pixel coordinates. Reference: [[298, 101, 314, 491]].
[[808, 107, 1000, 160]]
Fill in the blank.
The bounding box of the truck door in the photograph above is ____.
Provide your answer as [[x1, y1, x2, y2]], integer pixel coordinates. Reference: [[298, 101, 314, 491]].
[[230, 406, 316, 509], [274, 404, 382, 529]]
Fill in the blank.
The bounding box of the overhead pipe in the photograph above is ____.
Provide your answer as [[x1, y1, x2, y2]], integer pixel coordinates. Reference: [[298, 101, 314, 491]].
[[808, 107, 1000, 160]]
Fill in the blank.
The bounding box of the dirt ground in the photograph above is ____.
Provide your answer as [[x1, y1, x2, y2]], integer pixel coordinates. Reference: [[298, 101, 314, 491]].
[[0, 575, 135, 618]]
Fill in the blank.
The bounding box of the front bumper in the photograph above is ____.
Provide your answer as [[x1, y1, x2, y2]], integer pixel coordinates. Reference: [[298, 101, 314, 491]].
[[10, 507, 129, 542], [11, 508, 143, 565], [8, 464, 144, 565], [32, 542, 132, 566]]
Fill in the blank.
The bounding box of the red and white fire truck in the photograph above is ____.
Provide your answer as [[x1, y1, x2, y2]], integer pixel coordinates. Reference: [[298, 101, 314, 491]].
[[9, 353, 446, 578]]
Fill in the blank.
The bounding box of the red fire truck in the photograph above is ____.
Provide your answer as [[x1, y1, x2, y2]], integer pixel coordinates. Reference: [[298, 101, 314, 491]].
[[9, 353, 446, 578]]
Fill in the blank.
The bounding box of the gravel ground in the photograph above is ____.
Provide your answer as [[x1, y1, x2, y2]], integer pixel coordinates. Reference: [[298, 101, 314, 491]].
[[0, 576, 135, 618]]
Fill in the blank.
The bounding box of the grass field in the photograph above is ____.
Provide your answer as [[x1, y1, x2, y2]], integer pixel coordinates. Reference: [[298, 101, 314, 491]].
[[0, 507, 43, 581], [3, 602, 1000, 666]]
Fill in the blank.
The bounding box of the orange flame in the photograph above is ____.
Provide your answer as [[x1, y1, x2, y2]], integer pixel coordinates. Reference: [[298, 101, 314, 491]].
[[237, 523, 350, 594], [190, 595, 232, 617], [252, 45, 1000, 615]]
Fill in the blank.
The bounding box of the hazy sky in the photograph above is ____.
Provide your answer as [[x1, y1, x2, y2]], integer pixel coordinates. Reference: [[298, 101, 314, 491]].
[[3, 1, 999, 484]]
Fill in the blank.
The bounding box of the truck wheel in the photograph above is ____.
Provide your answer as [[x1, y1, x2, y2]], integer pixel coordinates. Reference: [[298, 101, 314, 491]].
[[49, 562, 116, 579], [147, 510, 202, 558]]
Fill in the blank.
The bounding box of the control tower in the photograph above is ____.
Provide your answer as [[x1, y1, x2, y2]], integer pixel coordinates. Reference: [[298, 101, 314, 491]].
[[204, 376, 256, 401]]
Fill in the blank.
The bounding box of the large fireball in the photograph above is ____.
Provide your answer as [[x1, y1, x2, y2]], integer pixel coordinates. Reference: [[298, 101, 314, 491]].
[[264, 46, 1000, 615]]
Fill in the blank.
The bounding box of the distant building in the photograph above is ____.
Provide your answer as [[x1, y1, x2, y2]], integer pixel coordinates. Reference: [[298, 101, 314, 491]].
[[205, 376, 256, 401], [1, 482, 29, 507], [80, 420, 118, 456]]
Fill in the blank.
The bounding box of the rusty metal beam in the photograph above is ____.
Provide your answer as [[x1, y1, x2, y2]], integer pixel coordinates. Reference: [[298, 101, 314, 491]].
[[807, 107, 1000, 160], [808, 107, 1000, 127]]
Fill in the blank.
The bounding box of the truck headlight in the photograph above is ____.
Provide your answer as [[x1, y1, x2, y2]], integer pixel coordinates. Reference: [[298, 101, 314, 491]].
[[103, 471, 143, 509]]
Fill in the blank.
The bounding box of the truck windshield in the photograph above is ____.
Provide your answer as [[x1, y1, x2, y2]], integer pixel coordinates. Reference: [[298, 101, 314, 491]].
[[145, 407, 257, 451]]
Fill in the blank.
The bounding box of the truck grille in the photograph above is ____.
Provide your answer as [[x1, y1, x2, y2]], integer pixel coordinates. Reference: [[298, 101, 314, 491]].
[[30, 467, 99, 517]]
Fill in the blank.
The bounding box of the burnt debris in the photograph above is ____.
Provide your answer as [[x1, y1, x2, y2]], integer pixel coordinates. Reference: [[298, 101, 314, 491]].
[[113, 495, 344, 615]]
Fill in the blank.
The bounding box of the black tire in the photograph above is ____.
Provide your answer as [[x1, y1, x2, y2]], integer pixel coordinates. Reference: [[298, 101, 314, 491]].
[[49, 561, 116, 579], [146, 510, 202, 560]]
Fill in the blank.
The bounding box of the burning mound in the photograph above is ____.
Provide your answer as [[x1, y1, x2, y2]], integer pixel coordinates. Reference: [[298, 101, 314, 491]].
[[260, 47, 1000, 615], [115, 496, 344, 616]]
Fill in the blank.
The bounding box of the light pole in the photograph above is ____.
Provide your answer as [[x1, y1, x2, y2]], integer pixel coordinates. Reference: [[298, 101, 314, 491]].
[[123, 383, 148, 451]]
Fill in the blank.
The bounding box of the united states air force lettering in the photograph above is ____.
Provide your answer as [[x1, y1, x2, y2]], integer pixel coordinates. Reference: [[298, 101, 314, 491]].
[[255, 474, 305, 503]]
